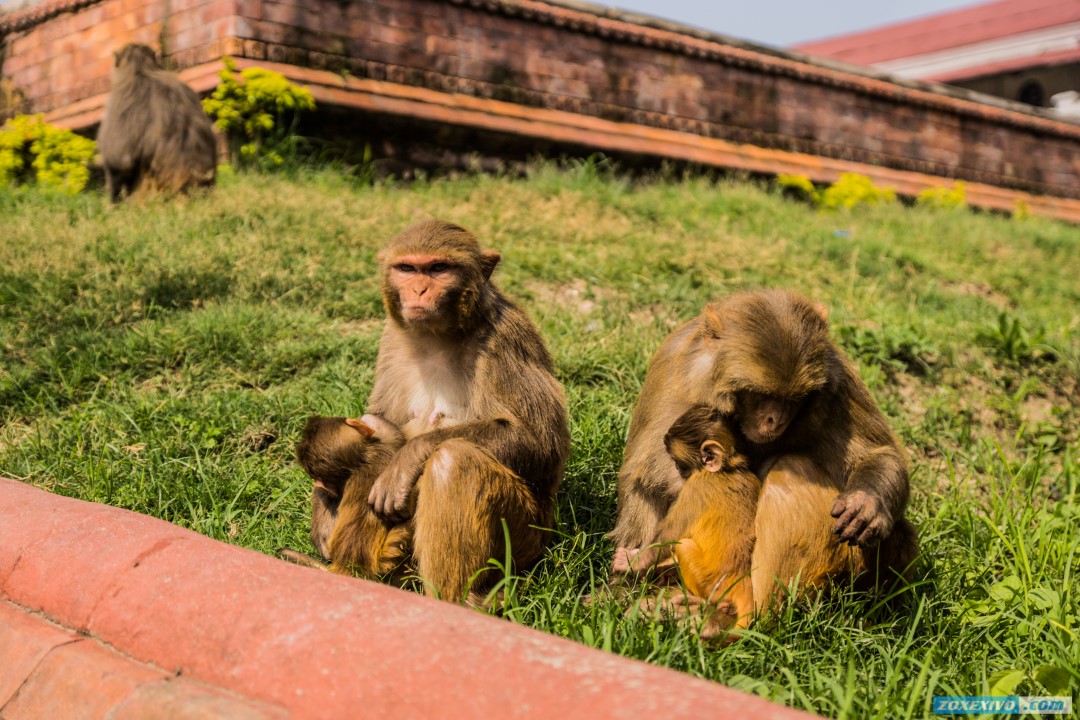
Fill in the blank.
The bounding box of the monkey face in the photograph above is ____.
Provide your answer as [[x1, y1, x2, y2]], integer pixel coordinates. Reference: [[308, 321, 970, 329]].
[[735, 391, 802, 444], [386, 254, 467, 327]]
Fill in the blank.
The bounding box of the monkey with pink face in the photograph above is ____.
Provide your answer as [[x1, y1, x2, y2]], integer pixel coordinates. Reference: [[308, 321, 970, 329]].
[[296, 220, 569, 603], [611, 289, 919, 619]]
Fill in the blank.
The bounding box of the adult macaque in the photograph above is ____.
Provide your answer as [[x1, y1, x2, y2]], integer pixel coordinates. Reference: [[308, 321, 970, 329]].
[[294, 415, 410, 579], [616, 406, 759, 640], [611, 289, 918, 601], [327, 219, 569, 602], [96, 44, 216, 202]]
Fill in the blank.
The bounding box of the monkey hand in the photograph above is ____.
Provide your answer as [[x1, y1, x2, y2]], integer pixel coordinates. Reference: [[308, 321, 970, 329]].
[[368, 458, 423, 523], [830, 490, 893, 546]]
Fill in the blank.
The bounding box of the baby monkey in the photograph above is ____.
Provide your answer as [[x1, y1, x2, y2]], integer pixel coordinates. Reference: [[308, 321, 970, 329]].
[[615, 405, 759, 640], [292, 415, 411, 579]]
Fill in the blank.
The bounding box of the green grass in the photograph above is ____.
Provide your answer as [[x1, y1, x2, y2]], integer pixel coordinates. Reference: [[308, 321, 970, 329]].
[[1, 163, 1078, 718]]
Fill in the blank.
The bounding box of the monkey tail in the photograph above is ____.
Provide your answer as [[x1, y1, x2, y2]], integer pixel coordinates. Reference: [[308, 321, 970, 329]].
[[277, 548, 329, 570]]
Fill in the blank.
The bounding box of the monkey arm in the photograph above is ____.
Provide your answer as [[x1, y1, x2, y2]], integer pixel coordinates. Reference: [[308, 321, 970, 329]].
[[366, 418, 521, 522], [829, 444, 909, 546]]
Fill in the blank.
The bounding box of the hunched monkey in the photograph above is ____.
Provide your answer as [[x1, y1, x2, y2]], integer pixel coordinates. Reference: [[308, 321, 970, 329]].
[[96, 44, 216, 202], [611, 289, 918, 604]]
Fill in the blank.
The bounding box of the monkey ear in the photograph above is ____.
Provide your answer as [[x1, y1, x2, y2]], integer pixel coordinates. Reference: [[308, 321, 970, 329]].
[[344, 417, 376, 438], [699, 440, 725, 473], [703, 303, 724, 337], [480, 250, 501, 280], [812, 301, 829, 322]]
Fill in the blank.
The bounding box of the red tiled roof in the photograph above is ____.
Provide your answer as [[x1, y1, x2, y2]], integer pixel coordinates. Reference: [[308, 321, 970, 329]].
[[794, 0, 1080, 65]]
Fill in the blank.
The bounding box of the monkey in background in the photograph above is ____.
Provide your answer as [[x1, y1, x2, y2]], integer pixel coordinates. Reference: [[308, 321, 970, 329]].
[[293, 415, 410, 579], [615, 406, 759, 641], [298, 220, 569, 603], [97, 44, 216, 202], [611, 289, 919, 603]]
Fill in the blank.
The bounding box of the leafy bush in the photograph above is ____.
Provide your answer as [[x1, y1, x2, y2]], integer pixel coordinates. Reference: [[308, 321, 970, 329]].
[[201, 58, 316, 168], [817, 172, 896, 210], [916, 181, 967, 210], [1013, 199, 1031, 221], [0, 114, 96, 193], [776, 173, 817, 202]]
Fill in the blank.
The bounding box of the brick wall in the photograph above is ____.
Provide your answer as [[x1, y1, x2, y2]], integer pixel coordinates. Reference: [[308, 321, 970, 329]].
[[0, 0, 241, 117], [2, 0, 1080, 212]]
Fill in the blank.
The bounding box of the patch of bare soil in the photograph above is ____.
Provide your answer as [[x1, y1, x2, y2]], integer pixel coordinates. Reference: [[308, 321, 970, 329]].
[[524, 279, 611, 316], [628, 303, 682, 330], [944, 280, 1012, 310], [893, 372, 927, 422]]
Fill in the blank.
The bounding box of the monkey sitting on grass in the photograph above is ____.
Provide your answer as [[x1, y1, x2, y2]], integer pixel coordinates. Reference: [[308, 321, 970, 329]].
[[97, 44, 217, 202], [612, 289, 920, 636]]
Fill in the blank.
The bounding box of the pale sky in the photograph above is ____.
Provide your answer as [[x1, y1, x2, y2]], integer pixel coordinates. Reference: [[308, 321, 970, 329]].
[[601, 0, 987, 47]]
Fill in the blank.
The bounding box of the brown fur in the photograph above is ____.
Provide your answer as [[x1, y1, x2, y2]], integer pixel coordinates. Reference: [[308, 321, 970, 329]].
[[617, 407, 758, 642], [294, 415, 410, 579], [96, 44, 216, 202], [611, 289, 919, 603], [339, 220, 569, 601]]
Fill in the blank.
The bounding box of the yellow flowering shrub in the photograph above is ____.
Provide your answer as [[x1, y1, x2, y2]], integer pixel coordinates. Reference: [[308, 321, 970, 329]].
[[0, 114, 96, 193], [201, 58, 316, 167], [817, 173, 896, 210], [776, 173, 818, 202], [916, 182, 967, 210]]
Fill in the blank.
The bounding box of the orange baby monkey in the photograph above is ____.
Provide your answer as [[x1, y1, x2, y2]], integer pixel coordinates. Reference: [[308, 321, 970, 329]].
[[615, 406, 758, 640]]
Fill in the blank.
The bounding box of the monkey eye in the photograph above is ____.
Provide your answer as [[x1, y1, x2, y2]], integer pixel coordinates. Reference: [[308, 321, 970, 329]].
[[428, 263, 451, 273], [395, 263, 417, 273]]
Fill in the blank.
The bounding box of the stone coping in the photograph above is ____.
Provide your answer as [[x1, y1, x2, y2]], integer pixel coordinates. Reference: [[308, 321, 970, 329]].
[[0, 477, 815, 719]]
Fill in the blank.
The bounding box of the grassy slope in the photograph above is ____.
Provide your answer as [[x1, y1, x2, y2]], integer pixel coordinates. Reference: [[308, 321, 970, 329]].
[[1, 165, 1077, 717]]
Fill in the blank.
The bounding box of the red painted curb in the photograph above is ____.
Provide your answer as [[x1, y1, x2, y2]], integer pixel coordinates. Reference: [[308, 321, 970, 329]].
[[0, 478, 815, 719], [0, 602, 285, 719]]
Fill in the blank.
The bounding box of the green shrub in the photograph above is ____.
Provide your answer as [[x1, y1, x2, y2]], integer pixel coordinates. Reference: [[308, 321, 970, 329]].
[[201, 58, 316, 168], [776, 173, 818, 203], [0, 114, 96, 193], [916, 181, 967, 210], [817, 172, 896, 210], [1013, 199, 1031, 221]]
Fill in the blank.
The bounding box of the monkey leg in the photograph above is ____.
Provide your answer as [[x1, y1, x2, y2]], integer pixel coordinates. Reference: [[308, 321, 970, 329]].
[[675, 538, 755, 630], [751, 455, 868, 611], [327, 472, 411, 579], [855, 516, 920, 592], [105, 165, 139, 203], [411, 439, 544, 603]]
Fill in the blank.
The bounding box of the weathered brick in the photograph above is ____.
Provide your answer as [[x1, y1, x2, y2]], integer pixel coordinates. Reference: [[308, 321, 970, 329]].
[[0, 602, 79, 706], [3, 0, 1080, 208], [235, 0, 262, 19], [0, 640, 166, 720], [108, 678, 288, 720]]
